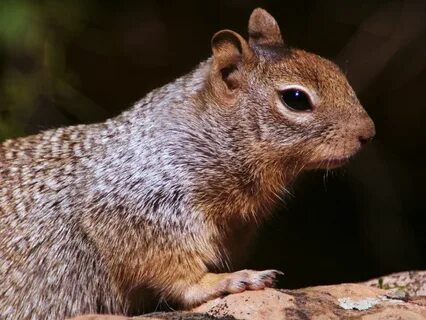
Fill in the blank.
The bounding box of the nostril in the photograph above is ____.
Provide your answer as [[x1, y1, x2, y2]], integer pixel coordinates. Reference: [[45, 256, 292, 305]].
[[358, 119, 376, 147], [358, 135, 373, 146]]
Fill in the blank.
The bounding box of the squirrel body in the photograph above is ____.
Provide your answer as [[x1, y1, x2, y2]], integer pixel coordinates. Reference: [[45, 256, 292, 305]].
[[0, 9, 375, 320]]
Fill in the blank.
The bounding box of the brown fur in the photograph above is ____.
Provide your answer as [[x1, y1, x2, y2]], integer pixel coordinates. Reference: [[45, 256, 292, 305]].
[[0, 8, 375, 320]]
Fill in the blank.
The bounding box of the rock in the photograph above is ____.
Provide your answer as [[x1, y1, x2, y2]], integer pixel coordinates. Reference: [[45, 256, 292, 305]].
[[193, 284, 426, 319], [363, 270, 426, 297], [68, 271, 426, 320], [69, 312, 234, 320]]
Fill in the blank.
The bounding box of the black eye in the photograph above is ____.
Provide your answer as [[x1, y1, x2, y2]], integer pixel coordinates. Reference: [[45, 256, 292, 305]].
[[279, 89, 312, 112]]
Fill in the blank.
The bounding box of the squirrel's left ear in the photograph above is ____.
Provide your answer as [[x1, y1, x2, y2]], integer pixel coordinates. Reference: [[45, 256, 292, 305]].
[[211, 29, 254, 93], [248, 8, 284, 47]]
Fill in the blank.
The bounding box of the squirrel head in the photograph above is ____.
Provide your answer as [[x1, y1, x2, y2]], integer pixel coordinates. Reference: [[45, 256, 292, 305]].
[[207, 8, 375, 171]]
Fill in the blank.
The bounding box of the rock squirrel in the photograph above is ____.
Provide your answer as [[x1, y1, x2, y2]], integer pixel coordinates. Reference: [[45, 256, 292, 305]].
[[0, 8, 375, 320]]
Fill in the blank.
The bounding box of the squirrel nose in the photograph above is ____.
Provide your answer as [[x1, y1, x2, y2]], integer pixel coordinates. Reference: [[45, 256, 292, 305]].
[[357, 117, 376, 146], [359, 134, 374, 146]]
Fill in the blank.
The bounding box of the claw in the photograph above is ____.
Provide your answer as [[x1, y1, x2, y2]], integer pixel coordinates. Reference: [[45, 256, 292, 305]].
[[261, 269, 285, 277]]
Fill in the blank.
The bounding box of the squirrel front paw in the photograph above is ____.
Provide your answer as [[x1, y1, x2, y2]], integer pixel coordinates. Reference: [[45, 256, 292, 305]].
[[182, 269, 284, 307], [217, 269, 284, 294]]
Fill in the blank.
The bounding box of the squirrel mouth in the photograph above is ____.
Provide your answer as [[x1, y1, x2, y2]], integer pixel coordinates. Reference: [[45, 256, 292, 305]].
[[307, 156, 351, 170]]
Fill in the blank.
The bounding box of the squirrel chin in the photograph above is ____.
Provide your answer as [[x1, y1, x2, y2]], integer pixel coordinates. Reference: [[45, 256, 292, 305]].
[[305, 156, 352, 170]]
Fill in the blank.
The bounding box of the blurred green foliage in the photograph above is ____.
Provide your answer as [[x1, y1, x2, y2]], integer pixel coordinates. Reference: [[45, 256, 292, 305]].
[[0, 0, 93, 140]]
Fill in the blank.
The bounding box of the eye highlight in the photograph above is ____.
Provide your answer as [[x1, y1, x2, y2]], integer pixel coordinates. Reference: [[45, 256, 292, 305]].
[[279, 89, 312, 112]]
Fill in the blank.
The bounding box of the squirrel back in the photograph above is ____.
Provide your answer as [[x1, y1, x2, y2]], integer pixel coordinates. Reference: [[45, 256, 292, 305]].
[[0, 8, 375, 319]]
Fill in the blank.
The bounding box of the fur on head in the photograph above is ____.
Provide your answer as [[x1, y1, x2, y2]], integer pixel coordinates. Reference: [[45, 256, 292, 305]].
[[207, 8, 375, 172]]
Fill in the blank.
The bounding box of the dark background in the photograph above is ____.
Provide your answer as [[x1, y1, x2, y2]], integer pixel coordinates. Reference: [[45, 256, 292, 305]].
[[0, 0, 425, 288]]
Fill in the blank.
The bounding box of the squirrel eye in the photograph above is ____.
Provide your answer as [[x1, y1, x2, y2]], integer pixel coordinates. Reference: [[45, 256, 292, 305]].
[[279, 89, 312, 112]]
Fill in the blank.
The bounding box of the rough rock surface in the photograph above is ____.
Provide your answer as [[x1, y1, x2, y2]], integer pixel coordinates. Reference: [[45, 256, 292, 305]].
[[363, 270, 426, 297], [69, 271, 426, 320]]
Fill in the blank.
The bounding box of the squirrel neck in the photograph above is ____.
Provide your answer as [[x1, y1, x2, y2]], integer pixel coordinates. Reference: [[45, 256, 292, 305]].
[[100, 59, 294, 225]]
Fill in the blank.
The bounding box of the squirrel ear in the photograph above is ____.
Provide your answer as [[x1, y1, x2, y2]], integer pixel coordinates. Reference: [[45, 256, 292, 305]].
[[211, 29, 253, 91], [248, 8, 284, 47]]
